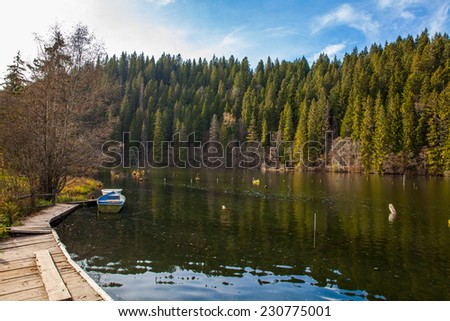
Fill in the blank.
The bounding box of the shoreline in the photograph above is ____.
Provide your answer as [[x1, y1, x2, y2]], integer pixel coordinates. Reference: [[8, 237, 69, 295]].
[[0, 203, 112, 301]]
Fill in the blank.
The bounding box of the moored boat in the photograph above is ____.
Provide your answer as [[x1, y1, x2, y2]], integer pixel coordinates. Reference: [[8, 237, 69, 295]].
[[101, 188, 123, 195], [97, 189, 126, 213]]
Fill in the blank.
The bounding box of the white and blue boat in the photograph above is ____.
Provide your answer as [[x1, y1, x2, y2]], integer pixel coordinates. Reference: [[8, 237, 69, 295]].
[[97, 189, 126, 213]]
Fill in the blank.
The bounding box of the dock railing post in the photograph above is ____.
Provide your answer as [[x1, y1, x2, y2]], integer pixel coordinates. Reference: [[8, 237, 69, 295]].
[[31, 192, 36, 209]]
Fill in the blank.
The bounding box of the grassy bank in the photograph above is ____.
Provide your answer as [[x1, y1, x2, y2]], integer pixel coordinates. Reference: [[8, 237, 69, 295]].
[[57, 177, 103, 202], [0, 172, 102, 239], [0, 169, 29, 238]]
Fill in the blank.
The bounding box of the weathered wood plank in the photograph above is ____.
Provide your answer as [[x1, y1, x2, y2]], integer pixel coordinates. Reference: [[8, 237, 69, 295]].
[[0, 234, 54, 250], [64, 283, 102, 301], [0, 243, 58, 261], [0, 266, 39, 281], [55, 267, 103, 301], [47, 252, 69, 262], [0, 245, 57, 257], [1, 233, 52, 242], [35, 250, 72, 301], [0, 286, 48, 301], [0, 275, 44, 296], [0, 263, 35, 275], [0, 272, 41, 286], [9, 225, 50, 230], [0, 256, 34, 268], [7, 227, 52, 235], [0, 204, 109, 301]]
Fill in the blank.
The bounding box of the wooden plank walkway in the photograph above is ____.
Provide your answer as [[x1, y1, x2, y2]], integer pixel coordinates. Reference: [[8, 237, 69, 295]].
[[0, 204, 112, 301], [35, 250, 72, 301]]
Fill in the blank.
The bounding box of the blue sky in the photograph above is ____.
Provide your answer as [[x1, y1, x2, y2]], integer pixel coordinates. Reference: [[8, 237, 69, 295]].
[[1, 0, 449, 79]]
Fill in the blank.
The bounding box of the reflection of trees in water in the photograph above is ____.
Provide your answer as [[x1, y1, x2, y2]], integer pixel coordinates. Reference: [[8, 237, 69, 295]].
[[57, 170, 450, 300]]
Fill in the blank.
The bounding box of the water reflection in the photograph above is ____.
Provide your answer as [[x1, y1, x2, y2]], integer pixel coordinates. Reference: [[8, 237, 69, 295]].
[[56, 169, 450, 301]]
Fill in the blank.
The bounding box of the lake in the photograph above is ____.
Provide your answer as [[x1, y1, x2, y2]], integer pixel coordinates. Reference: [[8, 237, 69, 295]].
[[55, 169, 450, 300]]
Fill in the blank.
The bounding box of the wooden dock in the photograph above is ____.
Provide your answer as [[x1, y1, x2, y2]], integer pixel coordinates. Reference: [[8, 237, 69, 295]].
[[0, 204, 112, 301]]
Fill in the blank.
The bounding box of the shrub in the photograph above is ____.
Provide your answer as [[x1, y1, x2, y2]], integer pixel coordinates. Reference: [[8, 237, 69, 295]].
[[0, 201, 22, 227], [36, 199, 53, 208], [58, 177, 102, 202], [0, 225, 7, 239]]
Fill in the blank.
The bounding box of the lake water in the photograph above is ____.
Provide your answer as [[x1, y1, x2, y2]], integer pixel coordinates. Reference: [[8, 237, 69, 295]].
[[55, 169, 450, 300]]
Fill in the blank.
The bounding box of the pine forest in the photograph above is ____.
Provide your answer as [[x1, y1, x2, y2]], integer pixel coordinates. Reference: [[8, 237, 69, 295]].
[[99, 30, 450, 175]]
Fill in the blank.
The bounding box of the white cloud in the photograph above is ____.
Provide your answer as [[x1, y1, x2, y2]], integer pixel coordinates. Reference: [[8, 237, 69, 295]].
[[0, 0, 255, 80], [429, 1, 450, 34], [146, 0, 175, 6], [377, 0, 423, 19], [0, 0, 210, 82], [219, 30, 244, 48], [264, 27, 296, 38], [194, 27, 253, 60], [400, 11, 415, 19], [312, 4, 379, 38], [378, 0, 422, 9], [312, 43, 346, 61], [0, 0, 87, 81], [378, 0, 392, 8]]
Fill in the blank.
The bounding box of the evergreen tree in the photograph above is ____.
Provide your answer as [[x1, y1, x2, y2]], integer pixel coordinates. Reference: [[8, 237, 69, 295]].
[[386, 91, 403, 152], [118, 95, 132, 138], [282, 103, 294, 141], [372, 93, 388, 172], [401, 82, 417, 156], [152, 109, 165, 160], [246, 115, 258, 141], [209, 114, 220, 142], [359, 97, 375, 172], [440, 84, 450, 172], [350, 95, 363, 141], [426, 87, 450, 174], [293, 99, 308, 164], [307, 91, 329, 144], [340, 101, 353, 138], [242, 87, 256, 126], [3, 51, 27, 94], [261, 116, 269, 146]]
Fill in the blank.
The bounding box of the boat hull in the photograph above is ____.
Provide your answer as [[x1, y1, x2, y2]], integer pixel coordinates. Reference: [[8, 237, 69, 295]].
[[97, 191, 126, 213], [101, 189, 123, 195], [97, 203, 124, 213]]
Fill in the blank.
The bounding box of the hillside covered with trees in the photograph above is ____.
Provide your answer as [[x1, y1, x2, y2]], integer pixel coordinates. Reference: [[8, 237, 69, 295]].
[[2, 29, 450, 178], [102, 30, 450, 175]]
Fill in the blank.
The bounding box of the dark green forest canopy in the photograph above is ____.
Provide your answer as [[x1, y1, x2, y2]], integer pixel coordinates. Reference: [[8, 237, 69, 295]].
[[59, 31, 450, 174]]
